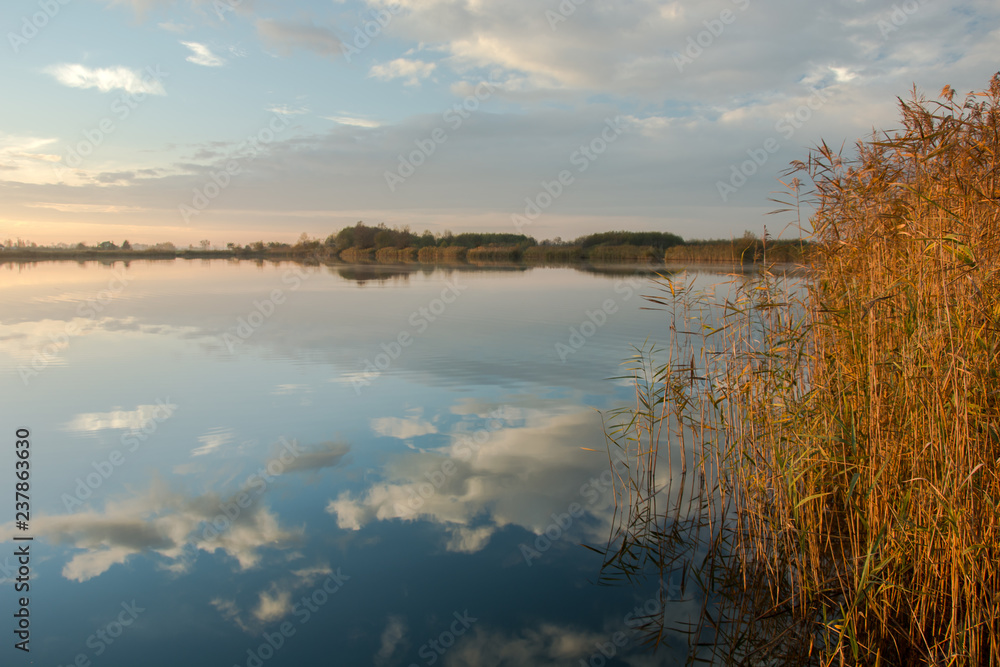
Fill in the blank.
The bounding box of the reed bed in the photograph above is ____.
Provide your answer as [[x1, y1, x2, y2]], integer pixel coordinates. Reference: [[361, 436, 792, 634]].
[[662, 238, 807, 264], [416, 245, 467, 262], [598, 76, 1000, 665]]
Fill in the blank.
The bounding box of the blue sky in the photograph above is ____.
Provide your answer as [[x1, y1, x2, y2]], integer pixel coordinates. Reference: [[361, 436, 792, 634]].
[[1, 0, 998, 246]]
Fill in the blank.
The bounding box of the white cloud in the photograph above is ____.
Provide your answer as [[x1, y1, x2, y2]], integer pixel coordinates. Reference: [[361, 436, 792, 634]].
[[369, 58, 436, 86], [64, 402, 175, 432], [253, 587, 293, 623], [182, 41, 225, 67], [192, 427, 234, 456], [44, 64, 166, 95], [0, 133, 65, 184], [327, 404, 623, 553], [371, 415, 437, 440], [0, 133, 58, 155], [211, 562, 334, 632], [266, 105, 310, 116], [290, 564, 332, 584], [323, 115, 381, 128], [13, 478, 301, 582]]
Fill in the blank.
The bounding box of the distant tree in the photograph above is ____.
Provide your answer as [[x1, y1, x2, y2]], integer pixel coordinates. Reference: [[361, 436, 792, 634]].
[[294, 232, 321, 252], [200, 239, 211, 250], [332, 227, 355, 250], [577, 230, 683, 250], [121, 240, 132, 250], [226, 242, 237, 251], [97, 241, 117, 250]]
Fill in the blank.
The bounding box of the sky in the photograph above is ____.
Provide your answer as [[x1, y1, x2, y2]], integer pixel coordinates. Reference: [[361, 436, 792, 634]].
[[1, 0, 998, 247]]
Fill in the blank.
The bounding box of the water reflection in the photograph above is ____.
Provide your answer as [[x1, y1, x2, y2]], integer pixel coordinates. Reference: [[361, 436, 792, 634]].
[[0, 259, 742, 665], [329, 399, 615, 555]]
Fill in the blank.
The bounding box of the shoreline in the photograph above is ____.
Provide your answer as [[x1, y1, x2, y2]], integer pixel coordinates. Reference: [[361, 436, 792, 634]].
[[0, 248, 809, 270]]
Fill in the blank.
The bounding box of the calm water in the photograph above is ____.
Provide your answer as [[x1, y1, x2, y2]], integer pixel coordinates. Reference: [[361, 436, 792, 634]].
[[0, 259, 730, 666]]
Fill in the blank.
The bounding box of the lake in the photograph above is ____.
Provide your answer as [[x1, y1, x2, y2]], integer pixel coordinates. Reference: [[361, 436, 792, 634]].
[[0, 259, 734, 666]]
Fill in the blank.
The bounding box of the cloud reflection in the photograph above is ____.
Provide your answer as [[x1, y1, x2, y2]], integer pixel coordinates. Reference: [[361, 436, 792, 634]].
[[26, 477, 300, 581], [6, 435, 350, 582], [327, 401, 615, 553]]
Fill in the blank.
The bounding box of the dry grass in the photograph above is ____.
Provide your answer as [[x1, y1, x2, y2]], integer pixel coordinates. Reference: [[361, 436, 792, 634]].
[[598, 76, 1000, 665]]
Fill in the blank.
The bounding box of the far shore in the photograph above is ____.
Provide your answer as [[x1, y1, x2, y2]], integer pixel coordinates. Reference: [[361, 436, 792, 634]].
[[0, 242, 808, 267]]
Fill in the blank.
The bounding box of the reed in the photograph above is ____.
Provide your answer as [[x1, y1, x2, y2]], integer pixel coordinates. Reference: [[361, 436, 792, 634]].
[[587, 244, 660, 262], [522, 245, 586, 262], [598, 76, 1000, 665], [416, 245, 467, 262], [465, 245, 524, 262], [338, 246, 374, 262], [662, 237, 808, 264], [374, 246, 417, 262]]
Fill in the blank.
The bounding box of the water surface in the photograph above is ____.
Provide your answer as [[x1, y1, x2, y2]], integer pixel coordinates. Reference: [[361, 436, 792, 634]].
[[0, 259, 732, 666]]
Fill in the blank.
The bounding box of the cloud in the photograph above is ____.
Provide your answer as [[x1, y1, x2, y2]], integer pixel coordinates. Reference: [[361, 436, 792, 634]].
[[369, 58, 436, 86], [192, 427, 235, 456], [277, 440, 351, 474], [371, 415, 437, 440], [12, 1, 1000, 245], [64, 402, 175, 432], [375, 616, 407, 665], [290, 564, 332, 584], [253, 587, 293, 623], [0, 133, 62, 180], [182, 41, 225, 67], [94, 170, 137, 184], [44, 64, 166, 95], [266, 105, 309, 116], [439, 622, 689, 666], [256, 18, 341, 58], [443, 623, 620, 666], [326, 403, 621, 553], [323, 115, 381, 128], [360, 0, 996, 107], [212, 563, 333, 632], [7, 476, 301, 582], [23, 202, 148, 213]]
